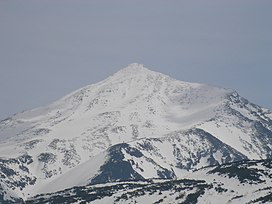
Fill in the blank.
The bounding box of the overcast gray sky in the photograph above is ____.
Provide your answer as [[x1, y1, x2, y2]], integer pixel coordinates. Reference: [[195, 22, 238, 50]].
[[0, 0, 272, 119]]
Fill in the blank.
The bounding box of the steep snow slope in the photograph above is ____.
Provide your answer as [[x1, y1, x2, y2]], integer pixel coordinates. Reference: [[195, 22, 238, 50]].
[[0, 63, 271, 201]]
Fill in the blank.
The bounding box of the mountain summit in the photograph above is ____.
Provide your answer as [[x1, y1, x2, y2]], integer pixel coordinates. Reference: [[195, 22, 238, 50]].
[[114, 63, 147, 74], [0, 64, 272, 203]]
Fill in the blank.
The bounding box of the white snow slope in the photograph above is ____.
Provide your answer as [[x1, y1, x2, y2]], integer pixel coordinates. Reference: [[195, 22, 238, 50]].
[[0, 63, 272, 202]]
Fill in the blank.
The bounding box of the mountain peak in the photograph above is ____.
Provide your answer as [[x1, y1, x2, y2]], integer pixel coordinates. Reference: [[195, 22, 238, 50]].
[[114, 63, 154, 77], [123, 63, 146, 72], [106, 63, 158, 83]]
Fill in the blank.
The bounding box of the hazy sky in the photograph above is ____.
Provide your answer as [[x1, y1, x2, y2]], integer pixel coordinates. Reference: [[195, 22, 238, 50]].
[[0, 0, 272, 119]]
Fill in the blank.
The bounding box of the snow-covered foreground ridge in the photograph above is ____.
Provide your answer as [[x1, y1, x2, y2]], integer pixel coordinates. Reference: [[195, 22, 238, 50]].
[[0, 63, 272, 203], [26, 159, 272, 204]]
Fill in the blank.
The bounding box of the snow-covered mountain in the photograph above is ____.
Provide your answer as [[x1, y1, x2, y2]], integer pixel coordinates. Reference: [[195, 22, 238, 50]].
[[0, 63, 272, 203]]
